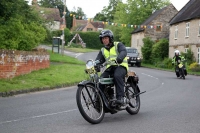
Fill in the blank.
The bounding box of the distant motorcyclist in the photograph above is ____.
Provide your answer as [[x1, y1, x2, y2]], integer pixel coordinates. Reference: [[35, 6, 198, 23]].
[[95, 29, 129, 105], [172, 50, 187, 76]]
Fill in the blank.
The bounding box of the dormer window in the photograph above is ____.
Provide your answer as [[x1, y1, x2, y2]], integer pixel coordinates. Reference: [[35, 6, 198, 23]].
[[156, 23, 162, 31]]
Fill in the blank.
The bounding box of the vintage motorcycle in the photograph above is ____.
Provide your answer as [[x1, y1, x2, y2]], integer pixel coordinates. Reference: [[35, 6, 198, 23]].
[[76, 59, 146, 124], [174, 60, 187, 79]]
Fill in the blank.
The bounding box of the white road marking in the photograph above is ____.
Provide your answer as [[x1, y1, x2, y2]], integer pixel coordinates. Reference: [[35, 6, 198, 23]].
[[141, 73, 158, 79], [0, 109, 78, 125], [75, 53, 83, 58]]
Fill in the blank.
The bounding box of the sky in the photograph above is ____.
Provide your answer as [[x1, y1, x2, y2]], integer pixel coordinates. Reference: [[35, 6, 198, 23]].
[[27, 0, 190, 18], [65, 0, 190, 18]]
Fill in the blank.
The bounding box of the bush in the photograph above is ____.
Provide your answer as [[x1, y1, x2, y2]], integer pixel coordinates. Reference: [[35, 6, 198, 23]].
[[181, 48, 195, 65], [141, 37, 154, 63], [189, 62, 200, 72], [154, 58, 173, 69], [151, 39, 169, 63]]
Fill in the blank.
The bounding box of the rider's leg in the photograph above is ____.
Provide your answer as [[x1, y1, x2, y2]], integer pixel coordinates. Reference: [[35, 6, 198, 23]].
[[113, 66, 127, 105], [99, 71, 111, 93]]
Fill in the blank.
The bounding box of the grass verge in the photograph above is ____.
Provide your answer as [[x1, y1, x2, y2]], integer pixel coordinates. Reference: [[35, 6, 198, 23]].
[[0, 51, 87, 96]]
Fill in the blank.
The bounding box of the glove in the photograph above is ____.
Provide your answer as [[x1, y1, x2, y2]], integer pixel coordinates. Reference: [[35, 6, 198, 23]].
[[116, 57, 123, 64], [94, 65, 100, 72]]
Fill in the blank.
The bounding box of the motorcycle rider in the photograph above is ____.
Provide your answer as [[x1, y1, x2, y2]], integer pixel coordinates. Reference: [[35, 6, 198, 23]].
[[172, 50, 187, 76], [95, 29, 129, 105]]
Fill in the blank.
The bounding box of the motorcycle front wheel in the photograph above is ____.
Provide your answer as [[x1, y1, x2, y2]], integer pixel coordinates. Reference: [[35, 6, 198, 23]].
[[180, 68, 185, 79], [126, 82, 141, 115], [76, 84, 105, 124]]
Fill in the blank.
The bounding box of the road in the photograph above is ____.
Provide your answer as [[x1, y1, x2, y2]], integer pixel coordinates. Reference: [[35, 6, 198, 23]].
[[1, 49, 200, 133]]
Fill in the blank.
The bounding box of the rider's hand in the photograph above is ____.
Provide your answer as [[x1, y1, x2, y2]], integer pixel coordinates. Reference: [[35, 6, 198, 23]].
[[116, 57, 123, 64]]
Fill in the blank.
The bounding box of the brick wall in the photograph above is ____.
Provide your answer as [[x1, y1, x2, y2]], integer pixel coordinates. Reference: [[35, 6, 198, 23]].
[[0, 49, 50, 79]]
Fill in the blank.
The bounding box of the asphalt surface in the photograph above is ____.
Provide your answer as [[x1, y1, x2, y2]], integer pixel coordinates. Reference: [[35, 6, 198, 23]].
[[0, 46, 200, 133]]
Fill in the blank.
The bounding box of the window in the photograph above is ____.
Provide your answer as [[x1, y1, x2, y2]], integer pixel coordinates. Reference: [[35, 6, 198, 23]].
[[175, 25, 178, 39], [87, 28, 93, 31], [198, 47, 200, 64], [185, 22, 190, 37], [185, 48, 189, 53], [156, 23, 162, 31]]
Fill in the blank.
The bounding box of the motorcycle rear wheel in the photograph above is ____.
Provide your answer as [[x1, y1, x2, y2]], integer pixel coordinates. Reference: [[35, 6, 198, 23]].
[[76, 84, 105, 124], [126, 82, 141, 115]]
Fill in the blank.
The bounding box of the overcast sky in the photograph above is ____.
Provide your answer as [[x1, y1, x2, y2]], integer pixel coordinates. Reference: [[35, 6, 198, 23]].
[[65, 0, 190, 18], [27, 0, 190, 18]]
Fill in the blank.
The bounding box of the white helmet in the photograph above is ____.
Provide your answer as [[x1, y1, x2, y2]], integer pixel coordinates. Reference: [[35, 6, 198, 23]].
[[174, 50, 180, 55]]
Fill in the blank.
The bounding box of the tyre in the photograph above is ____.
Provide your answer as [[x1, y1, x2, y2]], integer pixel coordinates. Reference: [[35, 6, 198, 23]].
[[181, 69, 185, 79], [176, 72, 180, 77], [126, 82, 140, 115], [76, 84, 105, 124], [136, 62, 141, 67]]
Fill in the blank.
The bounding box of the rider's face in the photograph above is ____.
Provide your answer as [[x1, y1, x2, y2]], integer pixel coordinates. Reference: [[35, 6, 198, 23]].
[[102, 37, 110, 45]]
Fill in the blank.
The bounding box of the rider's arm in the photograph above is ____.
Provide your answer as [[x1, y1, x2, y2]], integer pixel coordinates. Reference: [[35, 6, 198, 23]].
[[95, 50, 105, 64], [116, 42, 127, 63]]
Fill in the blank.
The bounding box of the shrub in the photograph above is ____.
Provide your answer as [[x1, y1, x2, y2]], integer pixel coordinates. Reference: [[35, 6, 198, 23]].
[[181, 48, 195, 65], [151, 39, 169, 64], [189, 62, 200, 72], [141, 37, 154, 63]]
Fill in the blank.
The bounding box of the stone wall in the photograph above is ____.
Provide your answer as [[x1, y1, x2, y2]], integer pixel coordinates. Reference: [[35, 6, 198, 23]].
[[0, 49, 50, 79]]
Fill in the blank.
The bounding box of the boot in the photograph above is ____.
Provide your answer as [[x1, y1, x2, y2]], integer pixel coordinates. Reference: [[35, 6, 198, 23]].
[[115, 96, 125, 105]]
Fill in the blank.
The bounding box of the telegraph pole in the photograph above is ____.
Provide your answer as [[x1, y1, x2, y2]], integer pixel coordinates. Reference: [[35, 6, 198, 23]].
[[61, 0, 66, 55]]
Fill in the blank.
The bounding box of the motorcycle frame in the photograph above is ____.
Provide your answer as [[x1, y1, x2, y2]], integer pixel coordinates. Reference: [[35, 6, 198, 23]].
[[77, 70, 140, 113]]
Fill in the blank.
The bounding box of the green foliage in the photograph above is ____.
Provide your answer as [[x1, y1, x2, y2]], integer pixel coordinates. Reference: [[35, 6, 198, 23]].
[[141, 37, 154, 63], [154, 58, 173, 69], [68, 32, 102, 49], [181, 48, 195, 65], [94, 0, 122, 22], [113, 0, 170, 45], [0, 0, 47, 50], [151, 39, 169, 63], [188, 62, 200, 72]]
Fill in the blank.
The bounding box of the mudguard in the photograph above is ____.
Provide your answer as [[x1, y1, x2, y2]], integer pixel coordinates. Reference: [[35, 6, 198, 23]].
[[77, 80, 95, 87], [127, 76, 140, 93]]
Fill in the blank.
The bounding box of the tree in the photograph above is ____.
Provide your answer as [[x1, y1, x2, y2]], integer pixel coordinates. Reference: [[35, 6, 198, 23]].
[[0, 0, 46, 50], [114, 0, 170, 45], [151, 39, 169, 62], [141, 37, 154, 63], [94, 0, 122, 22]]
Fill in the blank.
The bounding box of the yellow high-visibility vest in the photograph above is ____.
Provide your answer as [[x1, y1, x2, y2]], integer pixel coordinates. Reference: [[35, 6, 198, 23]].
[[101, 42, 129, 71]]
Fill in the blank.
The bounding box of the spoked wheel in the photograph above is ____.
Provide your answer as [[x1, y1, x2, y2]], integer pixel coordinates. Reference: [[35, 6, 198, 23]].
[[76, 84, 105, 124], [126, 82, 140, 115]]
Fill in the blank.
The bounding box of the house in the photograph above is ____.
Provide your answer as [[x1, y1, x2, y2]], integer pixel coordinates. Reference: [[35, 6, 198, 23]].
[[32, 0, 62, 31], [169, 0, 200, 64], [130, 4, 178, 55], [72, 17, 104, 32]]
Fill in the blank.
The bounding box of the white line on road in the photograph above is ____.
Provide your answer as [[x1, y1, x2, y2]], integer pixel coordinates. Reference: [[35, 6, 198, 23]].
[[75, 53, 83, 58], [0, 109, 78, 125], [141, 73, 158, 79]]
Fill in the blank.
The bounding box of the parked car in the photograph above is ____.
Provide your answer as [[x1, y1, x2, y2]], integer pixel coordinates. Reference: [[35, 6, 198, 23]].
[[126, 47, 142, 67]]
